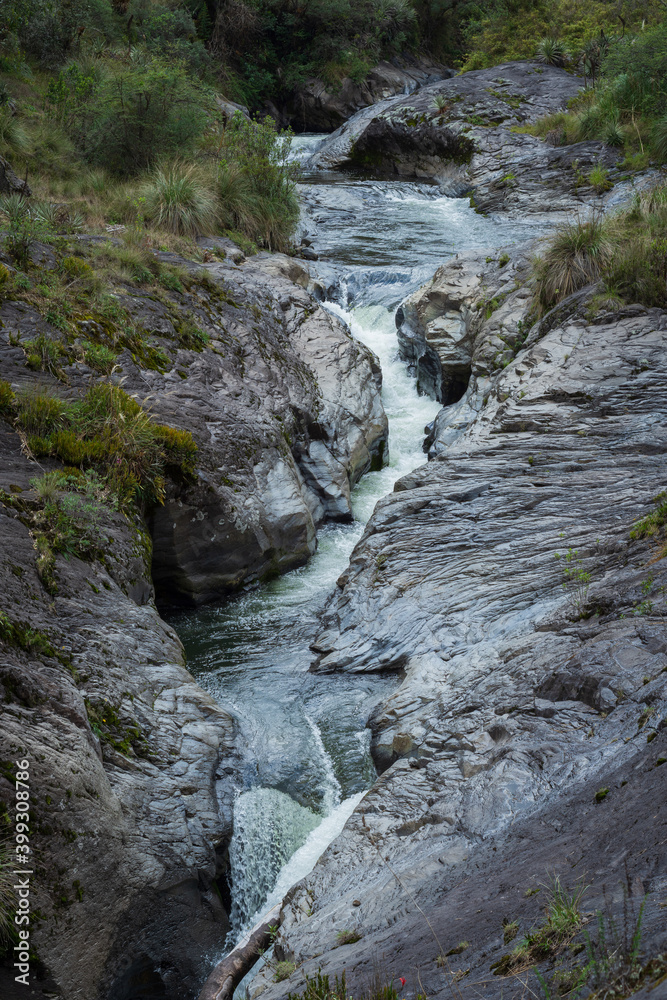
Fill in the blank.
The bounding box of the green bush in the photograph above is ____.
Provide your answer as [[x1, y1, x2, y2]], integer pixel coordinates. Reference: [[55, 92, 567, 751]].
[[213, 0, 419, 106], [524, 21, 667, 163], [5, 0, 118, 66], [74, 60, 213, 175], [127, 0, 212, 74], [217, 114, 300, 251]]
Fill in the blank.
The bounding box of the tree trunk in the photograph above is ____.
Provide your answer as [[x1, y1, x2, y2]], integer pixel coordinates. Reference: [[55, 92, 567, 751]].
[[198, 903, 283, 1000]]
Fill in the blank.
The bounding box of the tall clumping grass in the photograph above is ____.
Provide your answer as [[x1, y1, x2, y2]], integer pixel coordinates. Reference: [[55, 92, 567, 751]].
[[533, 184, 667, 315], [533, 215, 613, 313], [142, 162, 218, 237]]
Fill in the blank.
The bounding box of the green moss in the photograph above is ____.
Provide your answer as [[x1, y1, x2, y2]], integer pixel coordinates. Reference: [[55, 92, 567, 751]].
[[0, 609, 70, 667], [9, 384, 197, 511], [85, 697, 152, 758]]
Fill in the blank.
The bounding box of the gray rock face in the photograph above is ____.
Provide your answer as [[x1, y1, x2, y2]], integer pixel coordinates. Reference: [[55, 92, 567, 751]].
[[252, 251, 667, 997], [307, 62, 622, 217], [282, 56, 452, 132], [144, 253, 387, 605], [0, 251, 387, 607], [0, 442, 238, 1000]]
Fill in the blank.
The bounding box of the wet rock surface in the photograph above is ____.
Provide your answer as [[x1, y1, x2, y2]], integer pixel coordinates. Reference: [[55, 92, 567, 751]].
[[253, 247, 667, 995], [280, 56, 451, 133], [307, 62, 623, 217]]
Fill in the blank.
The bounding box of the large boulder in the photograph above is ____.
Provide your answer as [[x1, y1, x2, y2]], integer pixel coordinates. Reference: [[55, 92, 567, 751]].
[[307, 61, 621, 217], [0, 250, 388, 607], [282, 56, 451, 132]]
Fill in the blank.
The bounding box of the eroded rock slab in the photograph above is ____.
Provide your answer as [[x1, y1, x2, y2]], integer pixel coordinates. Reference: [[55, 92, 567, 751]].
[[252, 256, 667, 998], [308, 62, 620, 218]]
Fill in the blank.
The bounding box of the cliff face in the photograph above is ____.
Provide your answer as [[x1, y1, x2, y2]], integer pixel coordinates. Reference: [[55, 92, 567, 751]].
[[248, 66, 667, 1000], [0, 246, 387, 998]]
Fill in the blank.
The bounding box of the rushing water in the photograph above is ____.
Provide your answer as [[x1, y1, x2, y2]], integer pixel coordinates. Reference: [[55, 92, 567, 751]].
[[170, 134, 536, 958]]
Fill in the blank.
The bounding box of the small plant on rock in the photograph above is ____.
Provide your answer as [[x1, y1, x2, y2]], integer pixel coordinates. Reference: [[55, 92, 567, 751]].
[[335, 929, 362, 946], [536, 37, 569, 67], [588, 165, 613, 194], [274, 960, 298, 982]]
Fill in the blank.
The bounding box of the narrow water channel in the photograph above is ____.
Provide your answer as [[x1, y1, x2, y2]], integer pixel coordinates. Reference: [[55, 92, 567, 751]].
[[169, 134, 537, 961]]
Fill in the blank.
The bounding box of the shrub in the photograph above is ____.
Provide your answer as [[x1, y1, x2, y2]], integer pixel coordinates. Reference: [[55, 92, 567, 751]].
[[28, 118, 78, 175], [142, 163, 217, 236], [533, 216, 613, 313], [6, 0, 118, 66], [75, 60, 212, 175], [126, 0, 212, 74], [536, 37, 569, 67], [217, 114, 300, 251]]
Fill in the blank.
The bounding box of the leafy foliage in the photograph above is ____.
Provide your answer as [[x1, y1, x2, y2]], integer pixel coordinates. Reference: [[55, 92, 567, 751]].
[[4, 0, 118, 67], [72, 60, 213, 175], [217, 113, 300, 251]]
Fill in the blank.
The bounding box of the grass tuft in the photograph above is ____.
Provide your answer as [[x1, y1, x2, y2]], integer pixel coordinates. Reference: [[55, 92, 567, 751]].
[[142, 162, 218, 237], [533, 215, 612, 314]]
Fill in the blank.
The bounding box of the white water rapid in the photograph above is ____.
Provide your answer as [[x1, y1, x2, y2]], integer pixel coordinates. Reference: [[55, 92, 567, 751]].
[[170, 133, 537, 975]]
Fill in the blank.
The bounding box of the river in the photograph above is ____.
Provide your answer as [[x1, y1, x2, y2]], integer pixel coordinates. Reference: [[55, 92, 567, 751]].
[[169, 134, 536, 969]]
